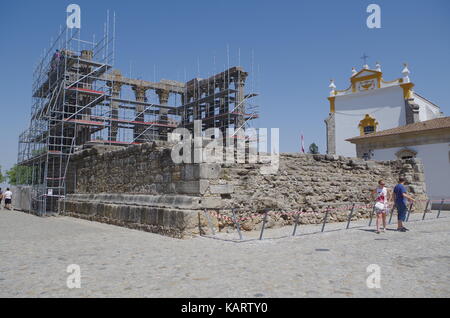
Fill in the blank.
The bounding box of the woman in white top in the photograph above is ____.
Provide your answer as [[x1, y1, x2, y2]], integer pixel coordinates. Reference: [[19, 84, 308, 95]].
[[372, 180, 390, 234], [3, 188, 12, 210]]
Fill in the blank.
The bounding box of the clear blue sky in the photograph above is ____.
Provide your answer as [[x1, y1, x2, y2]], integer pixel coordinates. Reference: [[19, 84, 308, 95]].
[[0, 0, 449, 179]]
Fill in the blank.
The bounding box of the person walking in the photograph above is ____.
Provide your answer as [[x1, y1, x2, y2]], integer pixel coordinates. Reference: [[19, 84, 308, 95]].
[[373, 180, 389, 234], [393, 177, 415, 232], [3, 188, 12, 210]]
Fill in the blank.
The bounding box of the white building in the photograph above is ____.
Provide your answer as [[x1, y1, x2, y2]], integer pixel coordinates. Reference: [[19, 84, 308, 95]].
[[347, 117, 450, 201], [325, 63, 443, 157]]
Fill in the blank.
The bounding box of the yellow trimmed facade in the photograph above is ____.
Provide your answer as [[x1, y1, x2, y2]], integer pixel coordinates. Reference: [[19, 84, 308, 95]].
[[328, 67, 413, 113], [358, 114, 379, 136], [325, 62, 442, 157]]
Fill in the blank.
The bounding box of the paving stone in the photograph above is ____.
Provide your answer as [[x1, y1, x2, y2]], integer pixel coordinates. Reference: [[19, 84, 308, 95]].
[[0, 208, 449, 297]]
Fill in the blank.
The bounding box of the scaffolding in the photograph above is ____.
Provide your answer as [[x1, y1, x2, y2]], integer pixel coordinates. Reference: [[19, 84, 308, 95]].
[[17, 14, 259, 215], [180, 66, 259, 137], [17, 13, 116, 215]]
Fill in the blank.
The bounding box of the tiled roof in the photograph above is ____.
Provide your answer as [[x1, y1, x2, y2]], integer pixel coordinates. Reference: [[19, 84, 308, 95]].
[[347, 116, 450, 142]]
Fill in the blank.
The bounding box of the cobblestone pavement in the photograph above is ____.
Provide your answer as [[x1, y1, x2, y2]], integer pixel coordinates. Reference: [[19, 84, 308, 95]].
[[1, 208, 449, 298]]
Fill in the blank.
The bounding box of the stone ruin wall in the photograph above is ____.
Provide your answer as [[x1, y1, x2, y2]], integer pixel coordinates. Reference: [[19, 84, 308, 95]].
[[63, 142, 428, 238]]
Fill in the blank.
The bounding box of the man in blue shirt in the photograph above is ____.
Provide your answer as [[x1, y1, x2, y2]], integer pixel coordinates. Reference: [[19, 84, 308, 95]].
[[393, 177, 415, 232]]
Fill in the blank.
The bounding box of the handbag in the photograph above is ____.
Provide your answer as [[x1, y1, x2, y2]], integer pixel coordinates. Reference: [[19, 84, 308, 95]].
[[374, 201, 385, 211]]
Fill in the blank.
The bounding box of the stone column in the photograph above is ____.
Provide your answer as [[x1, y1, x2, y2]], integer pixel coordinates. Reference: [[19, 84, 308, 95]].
[[324, 113, 336, 155], [181, 92, 190, 127], [74, 50, 95, 145], [107, 76, 123, 142], [80, 50, 94, 90], [156, 88, 170, 141], [192, 81, 201, 122], [179, 93, 186, 126], [132, 85, 148, 142], [206, 86, 215, 130], [234, 72, 247, 128], [219, 80, 229, 134]]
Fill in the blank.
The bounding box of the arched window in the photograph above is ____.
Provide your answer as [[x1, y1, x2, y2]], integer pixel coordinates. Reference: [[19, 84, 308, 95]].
[[395, 148, 417, 160], [359, 114, 378, 136]]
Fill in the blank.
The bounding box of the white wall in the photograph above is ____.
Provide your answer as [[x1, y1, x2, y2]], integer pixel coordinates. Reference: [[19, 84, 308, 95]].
[[371, 143, 450, 200], [413, 93, 442, 121], [335, 86, 406, 157]]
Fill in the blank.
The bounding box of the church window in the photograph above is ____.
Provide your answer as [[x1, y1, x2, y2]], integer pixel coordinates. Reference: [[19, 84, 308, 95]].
[[358, 114, 378, 136], [363, 126, 375, 134], [395, 148, 417, 160]]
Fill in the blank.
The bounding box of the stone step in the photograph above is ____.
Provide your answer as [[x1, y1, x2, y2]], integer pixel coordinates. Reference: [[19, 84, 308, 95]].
[[63, 200, 201, 239], [65, 193, 223, 209]]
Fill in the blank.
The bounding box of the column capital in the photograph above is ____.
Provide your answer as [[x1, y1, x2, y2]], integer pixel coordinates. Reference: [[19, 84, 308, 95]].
[[132, 85, 148, 102], [235, 72, 248, 86], [107, 81, 123, 96], [155, 88, 170, 105]]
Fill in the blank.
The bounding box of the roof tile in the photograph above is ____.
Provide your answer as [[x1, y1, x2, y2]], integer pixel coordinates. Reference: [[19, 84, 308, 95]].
[[347, 116, 450, 142]]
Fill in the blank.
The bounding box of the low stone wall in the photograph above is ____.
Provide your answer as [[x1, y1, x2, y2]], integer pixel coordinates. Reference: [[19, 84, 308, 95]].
[[63, 143, 428, 238], [206, 153, 428, 230], [69, 142, 221, 196], [63, 194, 202, 238]]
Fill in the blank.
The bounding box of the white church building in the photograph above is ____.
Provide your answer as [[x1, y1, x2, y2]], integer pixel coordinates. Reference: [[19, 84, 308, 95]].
[[325, 62, 443, 157], [347, 116, 450, 201], [324, 62, 449, 201]]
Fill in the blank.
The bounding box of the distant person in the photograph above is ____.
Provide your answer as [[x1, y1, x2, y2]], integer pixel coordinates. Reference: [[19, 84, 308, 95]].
[[393, 177, 415, 232], [51, 49, 61, 71], [3, 188, 12, 210], [372, 180, 389, 234], [0, 188, 3, 208]]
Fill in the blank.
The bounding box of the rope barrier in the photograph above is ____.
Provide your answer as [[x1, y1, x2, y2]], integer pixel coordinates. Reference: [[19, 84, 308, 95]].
[[200, 197, 449, 241], [204, 201, 430, 225]]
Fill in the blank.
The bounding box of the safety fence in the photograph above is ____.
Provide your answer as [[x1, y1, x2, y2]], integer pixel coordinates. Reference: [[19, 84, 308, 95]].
[[200, 198, 450, 242]]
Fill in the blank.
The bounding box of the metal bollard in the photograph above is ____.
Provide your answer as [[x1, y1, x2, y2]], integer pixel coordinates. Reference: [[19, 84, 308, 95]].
[[437, 199, 445, 219], [406, 202, 414, 222], [259, 209, 269, 240], [231, 208, 243, 240], [204, 209, 216, 236], [389, 205, 395, 225], [368, 205, 375, 227], [422, 200, 431, 221], [292, 211, 301, 236], [346, 203, 356, 230], [321, 209, 329, 233]]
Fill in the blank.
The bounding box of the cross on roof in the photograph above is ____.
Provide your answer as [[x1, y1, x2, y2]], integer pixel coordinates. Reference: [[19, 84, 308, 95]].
[[361, 53, 369, 65]]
